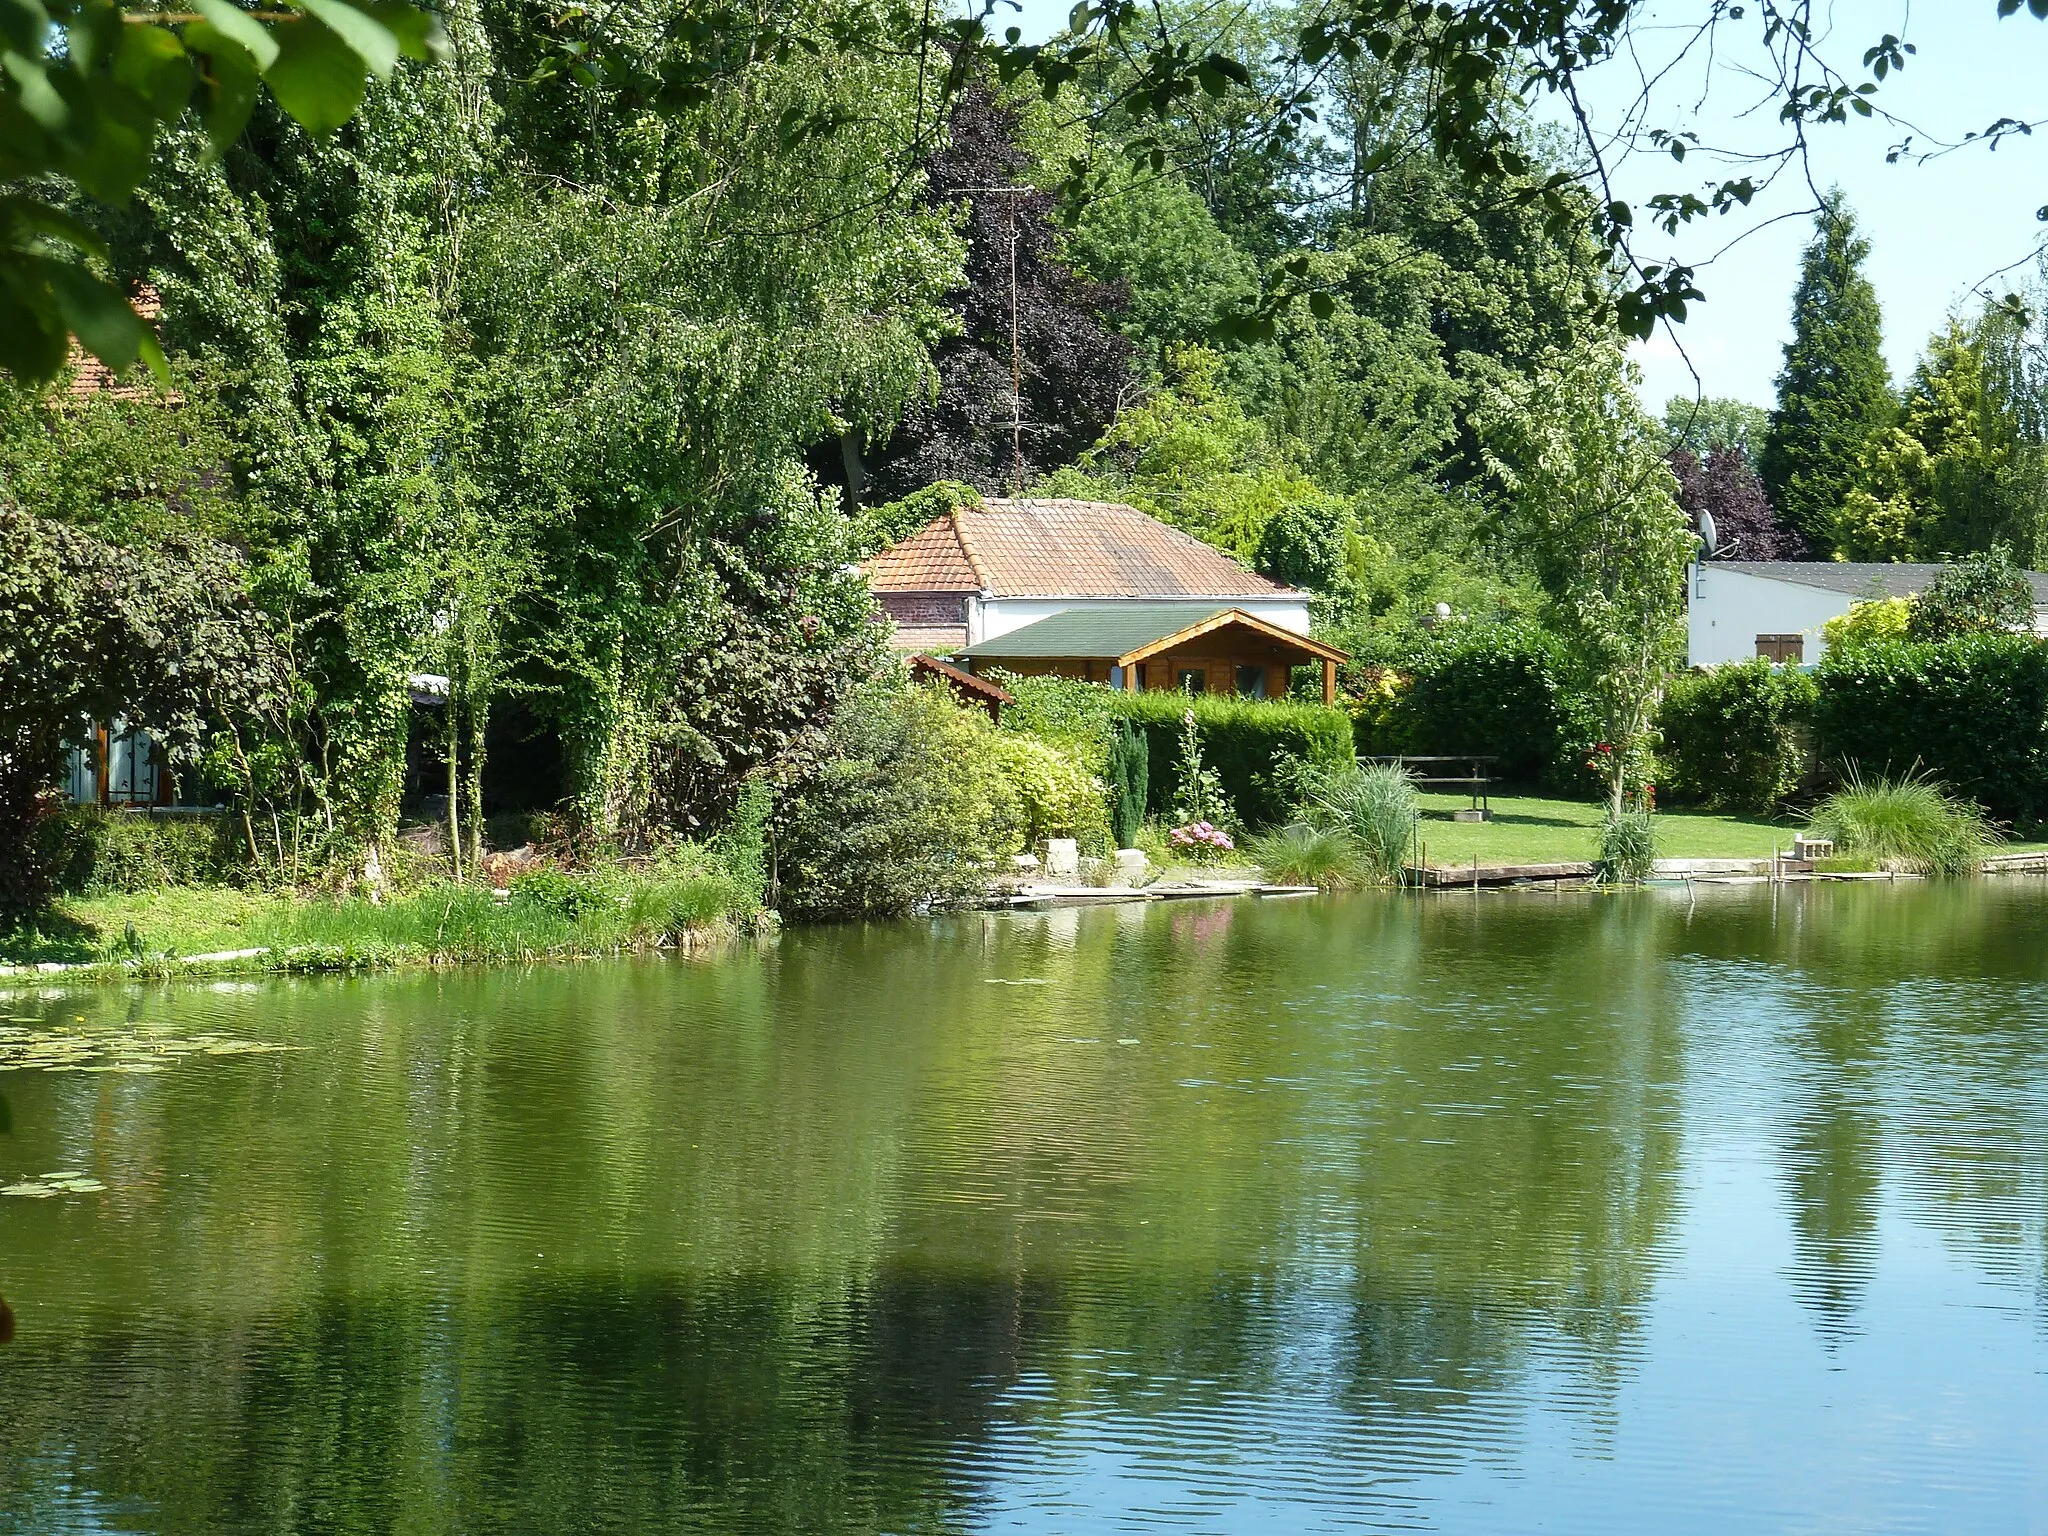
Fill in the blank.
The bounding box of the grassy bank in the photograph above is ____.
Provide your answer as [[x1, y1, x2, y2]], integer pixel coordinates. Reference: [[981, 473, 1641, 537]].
[[1412, 790, 2045, 868], [1, 862, 758, 978]]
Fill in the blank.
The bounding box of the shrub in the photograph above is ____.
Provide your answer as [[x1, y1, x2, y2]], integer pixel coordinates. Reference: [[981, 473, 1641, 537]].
[[1908, 544, 2035, 640], [29, 805, 240, 894], [1302, 760, 1417, 884], [1813, 634, 2048, 824], [1106, 720, 1148, 848], [1657, 660, 1817, 813], [1244, 823, 1368, 888], [1109, 690, 1353, 828], [1351, 622, 1572, 786], [772, 681, 1023, 921], [1820, 595, 1912, 654], [986, 671, 1113, 766], [990, 732, 1110, 853], [1807, 768, 1999, 875], [1596, 809, 1657, 884]]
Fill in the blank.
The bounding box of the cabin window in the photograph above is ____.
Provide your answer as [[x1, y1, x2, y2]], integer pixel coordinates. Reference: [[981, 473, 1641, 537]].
[[1176, 668, 1205, 695], [1756, 633, 1804, 664], [1234, 665, 1266, 699]]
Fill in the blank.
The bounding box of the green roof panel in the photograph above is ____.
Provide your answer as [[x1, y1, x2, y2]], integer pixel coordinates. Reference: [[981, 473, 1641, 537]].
[[953, 604, 1235, 661]]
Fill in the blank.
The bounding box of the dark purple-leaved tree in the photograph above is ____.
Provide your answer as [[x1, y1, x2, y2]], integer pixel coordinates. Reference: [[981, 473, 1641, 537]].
[[859, 82, 1133, 503], [1670, 447, 1812, 561]]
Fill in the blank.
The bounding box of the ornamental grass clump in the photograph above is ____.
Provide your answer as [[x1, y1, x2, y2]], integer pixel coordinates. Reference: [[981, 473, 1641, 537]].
[[1807, 768, 1999, 876], [1595, 809, 1657, 885], [1305, 761, 1417, 885], [1245, 823, 1369, 889]]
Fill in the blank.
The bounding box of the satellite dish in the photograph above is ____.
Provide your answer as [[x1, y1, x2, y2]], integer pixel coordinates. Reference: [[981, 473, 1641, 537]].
[[1698, 507, 1719, 559]]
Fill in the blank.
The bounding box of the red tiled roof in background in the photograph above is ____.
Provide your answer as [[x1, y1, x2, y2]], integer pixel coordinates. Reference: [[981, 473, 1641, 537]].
[[863, 513, 979, 591], [64, 285, 171, 406], [862, 497, 1299, 599]]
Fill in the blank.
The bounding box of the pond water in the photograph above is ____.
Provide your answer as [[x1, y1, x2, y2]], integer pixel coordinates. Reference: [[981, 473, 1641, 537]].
[[2, 883, 2047, 1533]]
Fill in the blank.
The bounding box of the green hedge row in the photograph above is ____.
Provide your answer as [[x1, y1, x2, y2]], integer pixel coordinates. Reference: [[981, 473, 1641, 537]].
[[1107, 690, 1354, 828], [1344, 621, 1584, 785], [1812, 634, 2048, 824], [1657, 659, 1817, 814], [29, 805, 242, 894]]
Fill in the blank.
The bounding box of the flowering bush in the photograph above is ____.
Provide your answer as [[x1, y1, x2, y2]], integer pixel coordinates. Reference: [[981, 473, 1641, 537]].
[[1168, 820, 1235, 857]]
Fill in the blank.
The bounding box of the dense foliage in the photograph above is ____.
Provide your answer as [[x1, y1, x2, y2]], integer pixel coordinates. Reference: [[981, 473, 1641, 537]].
[[0, 511, 277, 916], [1813, 635, 2048, 826], [1761, 195, 1894, 553], [1368, 621, 1576, 783], [1110, 691, 1353, 828], [1906, 545, 2036, 640], [1657, 661, 1817, 814], [771, 682, 1023, 922]]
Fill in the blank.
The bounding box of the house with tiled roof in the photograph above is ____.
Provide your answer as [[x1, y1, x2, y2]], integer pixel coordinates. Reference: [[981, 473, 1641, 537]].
[[863, 497, 1346, 703]]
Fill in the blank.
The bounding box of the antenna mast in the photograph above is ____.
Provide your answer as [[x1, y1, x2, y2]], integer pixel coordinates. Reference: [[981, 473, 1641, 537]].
[[1008, 191, 1023, 497]]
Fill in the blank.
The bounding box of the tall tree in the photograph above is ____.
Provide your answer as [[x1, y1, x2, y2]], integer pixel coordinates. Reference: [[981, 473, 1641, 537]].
[[1761, 193, 1894, 552], [1670, 447, 1808, 560], [860, 81, 1131, 504]]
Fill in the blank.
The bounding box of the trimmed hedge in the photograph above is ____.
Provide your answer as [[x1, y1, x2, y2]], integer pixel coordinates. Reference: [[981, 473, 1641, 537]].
[[1343, 622, 1580, 784], [1109, 690, 1353, 828], [1813, 634, 2048, 824], [1658, 660, 1817, 813], [29, 805, 240, 894]]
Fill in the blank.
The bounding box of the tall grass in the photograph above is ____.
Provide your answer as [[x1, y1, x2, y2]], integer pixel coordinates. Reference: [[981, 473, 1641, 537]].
[[1307, 761, 1418, 884], [249, 860, 750, 967], [1807, 768, 1999, 876], [1595, 809, 1657, 885], [1244, 824, 1370, 889]]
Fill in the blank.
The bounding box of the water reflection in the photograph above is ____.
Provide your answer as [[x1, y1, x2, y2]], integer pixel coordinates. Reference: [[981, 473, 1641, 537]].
[[0, 883, 2046, 1531]]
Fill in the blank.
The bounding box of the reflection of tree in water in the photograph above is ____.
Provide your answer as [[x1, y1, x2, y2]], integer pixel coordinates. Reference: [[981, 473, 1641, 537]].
[[1780, 1089, 1882, 1351], [0, 1269, 1056, 1535], [0, 894, 1699, 1529]]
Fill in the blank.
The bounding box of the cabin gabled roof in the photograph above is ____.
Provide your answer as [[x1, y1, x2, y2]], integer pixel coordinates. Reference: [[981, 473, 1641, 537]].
[[955, 604, 1346, 666], [863, 497, 1301, 601]]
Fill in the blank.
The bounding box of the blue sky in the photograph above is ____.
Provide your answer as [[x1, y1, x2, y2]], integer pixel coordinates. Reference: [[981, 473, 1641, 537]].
[[993, 0, 2048, 409]]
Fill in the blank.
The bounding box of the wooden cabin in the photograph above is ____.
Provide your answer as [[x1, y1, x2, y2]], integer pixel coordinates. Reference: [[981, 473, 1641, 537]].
[[863, 496, 1345, 698], [953, 603, 1346, 705]]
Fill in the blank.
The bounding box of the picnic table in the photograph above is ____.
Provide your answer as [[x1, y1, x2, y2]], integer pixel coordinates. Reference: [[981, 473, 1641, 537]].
[[1361, 754, 1495, 820]]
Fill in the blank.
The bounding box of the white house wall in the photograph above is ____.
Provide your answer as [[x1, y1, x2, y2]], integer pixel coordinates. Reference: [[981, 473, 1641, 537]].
[[970, 595, 1312, 646], [1687, 564, 1853, 667]]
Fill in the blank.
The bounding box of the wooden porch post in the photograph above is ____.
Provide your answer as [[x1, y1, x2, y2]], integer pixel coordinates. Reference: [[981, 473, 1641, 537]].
[[1321, 658, 1336, 706]]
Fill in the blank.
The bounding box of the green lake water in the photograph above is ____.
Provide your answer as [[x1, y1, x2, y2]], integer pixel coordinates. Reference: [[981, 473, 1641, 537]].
[[2, 883, 2047, 1533]]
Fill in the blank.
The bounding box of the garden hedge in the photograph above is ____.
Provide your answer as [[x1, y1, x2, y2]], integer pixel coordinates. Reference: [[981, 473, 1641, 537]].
[[1813, 634, 2048, 825], [1109, 691, 1353, 828], [1342, 621, 1580, 784], [1657, 659, 1817, 813]]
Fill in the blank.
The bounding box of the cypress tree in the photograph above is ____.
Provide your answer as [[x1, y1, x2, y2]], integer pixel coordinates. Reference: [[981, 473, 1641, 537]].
[[1761, 192, 1895, 552]]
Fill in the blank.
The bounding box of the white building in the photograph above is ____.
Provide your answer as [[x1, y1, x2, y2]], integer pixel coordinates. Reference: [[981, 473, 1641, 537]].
[[1686, 560, 2048, 667]]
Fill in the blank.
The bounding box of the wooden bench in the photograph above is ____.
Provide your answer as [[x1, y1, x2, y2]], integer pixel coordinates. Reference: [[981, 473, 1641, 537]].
[[1362, 754, 1495, 821]]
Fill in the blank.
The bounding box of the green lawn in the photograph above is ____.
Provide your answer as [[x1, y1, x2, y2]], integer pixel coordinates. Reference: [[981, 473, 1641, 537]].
[[1412, 790, 2048, 868], [1413, 792, 1803, 868]]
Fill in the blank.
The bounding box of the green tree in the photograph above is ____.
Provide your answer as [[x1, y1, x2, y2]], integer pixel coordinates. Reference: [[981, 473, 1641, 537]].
[[1483, 340, 1690, 814], [1761, 194, 1894, 552], [1663, 396, 1770, 470], [1907, 543, 2036, 639]]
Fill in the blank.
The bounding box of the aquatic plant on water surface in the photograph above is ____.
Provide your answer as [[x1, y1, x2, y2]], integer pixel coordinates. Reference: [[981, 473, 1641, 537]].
[[1806, 766, 2000, 876]]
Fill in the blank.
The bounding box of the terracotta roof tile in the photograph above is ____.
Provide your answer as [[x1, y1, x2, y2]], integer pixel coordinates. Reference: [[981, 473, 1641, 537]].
[[863, 497, 1298, 600], [64, 285, 169, 406], [863, 515, 978, 591]]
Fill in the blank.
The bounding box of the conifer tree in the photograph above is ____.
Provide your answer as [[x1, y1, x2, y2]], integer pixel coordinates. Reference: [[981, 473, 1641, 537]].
[[1761, 194, 1894, 552]]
